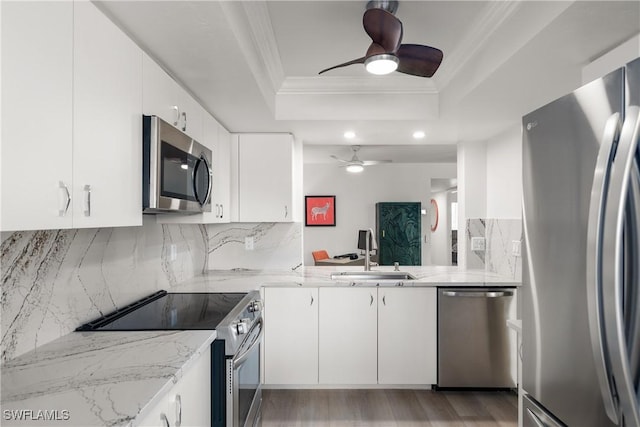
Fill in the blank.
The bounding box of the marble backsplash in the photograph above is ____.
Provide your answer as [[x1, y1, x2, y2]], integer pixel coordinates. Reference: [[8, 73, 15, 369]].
[[466, 218, 522, 280], [1, 218, 303, 362], [205, 222, 302, 270]]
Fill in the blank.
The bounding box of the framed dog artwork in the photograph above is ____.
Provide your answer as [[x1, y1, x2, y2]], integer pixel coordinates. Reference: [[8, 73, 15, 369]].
[[305, 195, 336, 226]]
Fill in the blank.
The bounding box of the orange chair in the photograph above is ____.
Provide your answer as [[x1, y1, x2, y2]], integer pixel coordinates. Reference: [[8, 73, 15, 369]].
[[312, 250, 330, 264]]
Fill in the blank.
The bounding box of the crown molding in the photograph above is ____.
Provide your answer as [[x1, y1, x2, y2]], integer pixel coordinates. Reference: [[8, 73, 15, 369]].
[[279, 76, 438, 95], [219, 1, 285, 112], [434, 1, 523, 90]]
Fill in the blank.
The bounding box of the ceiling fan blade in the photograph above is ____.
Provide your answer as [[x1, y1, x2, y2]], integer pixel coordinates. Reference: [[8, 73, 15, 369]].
[[362, 160, 392, 165], [330, 154, 350, 163], [363, 8, 402, 53], [396, 44, 443, 77], [319, 57, 366, 75]]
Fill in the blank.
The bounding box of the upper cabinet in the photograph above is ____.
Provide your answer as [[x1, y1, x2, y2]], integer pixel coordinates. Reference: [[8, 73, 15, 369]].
[[73, 1, 142, 229], [142, 53, 203, 142], [234, 134, 296, 222], [1, 1, 74, 231], [1, 1, 142, 232]]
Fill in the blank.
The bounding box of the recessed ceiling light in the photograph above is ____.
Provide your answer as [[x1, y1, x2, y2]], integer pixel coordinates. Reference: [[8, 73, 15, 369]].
[[413, 130, 426, 139], [344, 131, 356, 139]]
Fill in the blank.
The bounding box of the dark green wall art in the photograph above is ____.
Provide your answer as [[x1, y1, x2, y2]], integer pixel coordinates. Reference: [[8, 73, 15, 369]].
[[376, 202, 422, 266]]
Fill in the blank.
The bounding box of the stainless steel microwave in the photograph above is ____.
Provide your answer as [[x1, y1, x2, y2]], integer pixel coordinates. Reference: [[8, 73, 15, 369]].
[[143, 115, 212, 213]]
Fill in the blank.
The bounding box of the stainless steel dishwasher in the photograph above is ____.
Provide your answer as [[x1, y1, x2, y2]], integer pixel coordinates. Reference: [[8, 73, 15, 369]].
[[437, 287, 516, 388]]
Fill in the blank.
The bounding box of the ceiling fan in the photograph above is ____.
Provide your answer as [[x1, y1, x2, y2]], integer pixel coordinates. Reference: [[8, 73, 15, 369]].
[[330, 146, 392, 173], [318, 0, 443, 78]]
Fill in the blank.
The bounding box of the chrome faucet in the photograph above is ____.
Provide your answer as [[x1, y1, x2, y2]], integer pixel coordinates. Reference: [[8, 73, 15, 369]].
[[364, 228, 378, 271]]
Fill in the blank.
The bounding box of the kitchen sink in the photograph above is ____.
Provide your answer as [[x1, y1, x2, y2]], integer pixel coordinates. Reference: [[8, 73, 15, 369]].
[[330, 271, 417, 281]]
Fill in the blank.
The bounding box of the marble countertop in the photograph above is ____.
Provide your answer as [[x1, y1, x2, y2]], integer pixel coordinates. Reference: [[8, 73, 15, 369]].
[[1, 330, 216, 427], [173, 265, 521, 292]]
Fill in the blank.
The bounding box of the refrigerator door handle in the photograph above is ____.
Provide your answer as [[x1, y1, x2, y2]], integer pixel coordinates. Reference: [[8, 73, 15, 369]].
[[627, 161, 640, 394], [586, 112, 621, 424], [602, 105, 640, 427]]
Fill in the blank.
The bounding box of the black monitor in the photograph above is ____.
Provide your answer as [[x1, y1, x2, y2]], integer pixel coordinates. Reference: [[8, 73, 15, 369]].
[[357, 230, 374, 251]]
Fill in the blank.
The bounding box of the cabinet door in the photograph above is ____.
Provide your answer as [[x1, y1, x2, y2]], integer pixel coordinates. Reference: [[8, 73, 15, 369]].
[[216, 125, 232, 223], [137, 392, 170, 427], [378, 287, 437, 384], [264, 288, 318, 385], [167, 346, 211, 427], [179, 91, 204, 143], [73, 2, 142, 228], [319, 288, 377, 384], [142, 53, 182, 128], [238, 134, 293, 222], [1, 1, 73, 231]]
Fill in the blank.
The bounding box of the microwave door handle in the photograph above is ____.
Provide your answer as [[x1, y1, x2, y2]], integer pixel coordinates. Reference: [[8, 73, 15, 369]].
[[232, 318, 264, 368], [204, 156, 213, 206], [602, 106, 640, 427]]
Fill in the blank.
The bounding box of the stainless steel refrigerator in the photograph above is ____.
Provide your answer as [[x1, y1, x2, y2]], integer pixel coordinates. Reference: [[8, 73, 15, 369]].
[[522, 58, 640, 427]]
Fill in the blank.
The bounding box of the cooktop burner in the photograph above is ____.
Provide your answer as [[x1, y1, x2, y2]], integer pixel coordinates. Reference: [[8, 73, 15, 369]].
[[76, 291, 246, 331]]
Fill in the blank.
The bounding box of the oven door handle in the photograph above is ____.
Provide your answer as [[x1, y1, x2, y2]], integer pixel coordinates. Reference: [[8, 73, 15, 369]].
[[232, 318, 264, 368]]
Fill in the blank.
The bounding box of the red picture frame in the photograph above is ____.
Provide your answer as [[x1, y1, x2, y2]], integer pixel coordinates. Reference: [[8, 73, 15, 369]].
[[305, 196, 336, 226]]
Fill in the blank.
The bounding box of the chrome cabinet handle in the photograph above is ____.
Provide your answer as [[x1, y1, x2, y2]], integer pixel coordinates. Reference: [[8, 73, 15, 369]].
[[160, 413, 171, 427], [370, 294, 374, 306], [59, 181, 71, 217], [172, 106, 180, 126], [175, 394, 182, 427], [220, 204, 224, 219], [83, 185, 91, 217], [284, 205, 288, 219], [215, 204, 219, 218], [586, 112, 621, 424], [181, 111, 187, 132], [382, 295, 386, 306], [310, 294, 314, 306], [601, 106, 640, 426]]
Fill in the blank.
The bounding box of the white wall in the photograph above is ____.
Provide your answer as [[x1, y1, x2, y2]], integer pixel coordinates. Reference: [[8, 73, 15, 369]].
[[457, 142, 486, 267], [486, 125, 522, 218], [303, 163, 456, 266]]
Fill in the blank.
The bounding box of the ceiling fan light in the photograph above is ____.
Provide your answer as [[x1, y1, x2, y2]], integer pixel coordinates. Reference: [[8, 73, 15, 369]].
[[365, 54, 399, 75], [346, 164, 364, 173]]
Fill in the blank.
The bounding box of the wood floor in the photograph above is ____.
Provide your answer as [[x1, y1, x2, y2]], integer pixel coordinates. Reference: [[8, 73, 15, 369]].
[[261, 389, 518, 427]]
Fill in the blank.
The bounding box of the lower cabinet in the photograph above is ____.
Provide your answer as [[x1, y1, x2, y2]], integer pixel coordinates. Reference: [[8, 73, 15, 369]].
[[263, 286, 438, 387], [138, 346, 211, 426], [319, 287, 378, 385], [264, 287, 319, 385], [378, 288, 437, 384]]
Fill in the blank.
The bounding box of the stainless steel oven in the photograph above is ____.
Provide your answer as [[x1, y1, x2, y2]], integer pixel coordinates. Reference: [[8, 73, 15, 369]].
[[213, 292, 263, 427], [142, 115, 212, 213]]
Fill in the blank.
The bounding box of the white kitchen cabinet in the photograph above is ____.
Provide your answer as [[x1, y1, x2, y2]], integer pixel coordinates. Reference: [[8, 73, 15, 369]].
[[378, 287, 437, 385], [214, 124, 232, 223], [156, 114, 231, 225], [137, 392, 170, 427], [142, 53, 203, 142], [1, 1, 73, 231], [166, 346, 211, 427], [264, 288, 319, 385], [72, 1, 142, 228], [236, 134, 294, 222], [319, 287, 378, 385], [138, 346, 210, 427]]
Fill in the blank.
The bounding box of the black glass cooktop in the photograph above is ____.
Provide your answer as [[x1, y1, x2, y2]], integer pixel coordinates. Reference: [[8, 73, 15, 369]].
[[76, 291, 246, 331]]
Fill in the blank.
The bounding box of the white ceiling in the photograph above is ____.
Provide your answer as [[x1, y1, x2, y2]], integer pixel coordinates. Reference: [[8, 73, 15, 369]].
[[97, 0, 640, 163]]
